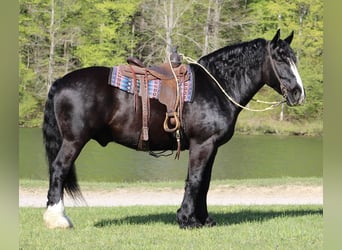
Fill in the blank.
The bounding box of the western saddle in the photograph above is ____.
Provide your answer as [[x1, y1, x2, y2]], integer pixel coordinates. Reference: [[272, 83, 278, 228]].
[[121, 49, 189, 158]]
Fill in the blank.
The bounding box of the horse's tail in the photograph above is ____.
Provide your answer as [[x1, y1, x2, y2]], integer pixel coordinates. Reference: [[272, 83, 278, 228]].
[[42, 79, 83, 201]]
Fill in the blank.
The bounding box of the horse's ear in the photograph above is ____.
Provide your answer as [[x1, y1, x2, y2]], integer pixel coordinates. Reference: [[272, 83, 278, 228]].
[[284, 31, 294, 45], [271, 29, 281, 47]]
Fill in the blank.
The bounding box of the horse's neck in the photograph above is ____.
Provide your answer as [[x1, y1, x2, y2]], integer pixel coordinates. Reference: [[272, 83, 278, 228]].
[[199, 55, 265, 109], [231, 70, 265, 107]]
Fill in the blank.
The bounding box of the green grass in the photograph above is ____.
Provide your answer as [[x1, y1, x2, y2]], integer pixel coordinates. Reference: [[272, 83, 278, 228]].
[[20, 178, 323, 249], [20, 205, 322, 249], [19, 177, 322, 191], [235, 111, 323, 136]]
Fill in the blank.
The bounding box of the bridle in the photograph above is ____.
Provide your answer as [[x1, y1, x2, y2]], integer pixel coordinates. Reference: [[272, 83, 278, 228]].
[[266, 42, 289, 100]]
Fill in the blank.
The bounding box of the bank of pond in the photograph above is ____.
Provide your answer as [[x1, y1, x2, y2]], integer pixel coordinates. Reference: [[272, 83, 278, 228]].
[[20, 128, 322, 182]]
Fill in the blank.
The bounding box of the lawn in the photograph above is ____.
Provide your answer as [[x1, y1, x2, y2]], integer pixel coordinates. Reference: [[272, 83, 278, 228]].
[[20, 205, 322, 249], [19, 177, 322, 191]]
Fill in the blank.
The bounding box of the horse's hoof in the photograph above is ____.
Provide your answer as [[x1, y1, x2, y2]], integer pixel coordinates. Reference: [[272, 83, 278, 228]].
[[204, 216, 216, 227], [43, 210, 73, 229], [43, 200, 73, 229], [177, 214, 203, 229], [179, 221, 203, 229]]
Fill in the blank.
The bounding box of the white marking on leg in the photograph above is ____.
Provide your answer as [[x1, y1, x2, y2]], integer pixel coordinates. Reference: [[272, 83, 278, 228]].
[[43, 200, 73, 229], [46, 199, 65, 214], [289, 59, 305, 103]]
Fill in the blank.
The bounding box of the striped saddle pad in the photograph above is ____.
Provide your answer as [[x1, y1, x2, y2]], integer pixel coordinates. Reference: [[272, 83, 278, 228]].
[[108, 65, 194, 102]]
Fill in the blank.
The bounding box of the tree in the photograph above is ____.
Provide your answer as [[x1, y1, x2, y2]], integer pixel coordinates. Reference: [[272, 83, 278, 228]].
[[19, 0, 52, 126], [19, 0, 322, 128], [133, 0, 196, 64], [19, 0, 140, 126], [74, 0, 141, 66]]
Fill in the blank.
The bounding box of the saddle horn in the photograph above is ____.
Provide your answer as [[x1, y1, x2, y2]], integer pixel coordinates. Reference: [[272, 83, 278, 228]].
[[170, 46, 182, 68]]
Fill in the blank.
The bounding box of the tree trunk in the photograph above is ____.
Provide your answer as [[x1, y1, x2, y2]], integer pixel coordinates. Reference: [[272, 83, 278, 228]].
[[279, 103, 284, 121], [212, 0, 222, 50], [203, 0, 222, 54], [47, 0, 56, 92], [63, 40, 69, 74], [164, 0, 174, 58], [203, 1, 212, 55]]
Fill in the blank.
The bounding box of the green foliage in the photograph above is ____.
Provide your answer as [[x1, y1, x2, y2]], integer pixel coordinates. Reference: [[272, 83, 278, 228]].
[[19, 0, 323, 132], [19, 61, 44, 127], [19, 92, 43, 127], [75, 0, 140, 66]]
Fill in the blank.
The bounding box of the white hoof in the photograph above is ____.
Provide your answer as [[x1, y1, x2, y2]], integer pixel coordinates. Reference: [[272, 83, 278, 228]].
[[43, 200, 73, 229]]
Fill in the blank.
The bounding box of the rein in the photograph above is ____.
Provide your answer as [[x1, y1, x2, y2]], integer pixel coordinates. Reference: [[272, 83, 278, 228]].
[[180, 49, 286, 112]]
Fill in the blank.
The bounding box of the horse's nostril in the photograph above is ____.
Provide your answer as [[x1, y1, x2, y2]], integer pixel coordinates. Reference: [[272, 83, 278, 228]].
[[294, 89, 300, 99]]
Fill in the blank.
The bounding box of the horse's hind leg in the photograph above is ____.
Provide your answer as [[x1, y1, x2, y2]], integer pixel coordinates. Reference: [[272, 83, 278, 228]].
[[43, 139, 85, 229]]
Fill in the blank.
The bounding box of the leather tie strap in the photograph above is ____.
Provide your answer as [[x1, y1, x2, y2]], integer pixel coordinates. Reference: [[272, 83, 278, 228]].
[[128, 65, 139, 112], [267, 42, 288, 99], [141, 71, 149, 141]]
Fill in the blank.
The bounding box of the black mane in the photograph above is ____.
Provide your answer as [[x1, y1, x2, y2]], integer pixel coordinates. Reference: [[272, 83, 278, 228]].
[[198, 38, 267, 102], [198, 38, 267, 70], [198, 38, 267, 91]]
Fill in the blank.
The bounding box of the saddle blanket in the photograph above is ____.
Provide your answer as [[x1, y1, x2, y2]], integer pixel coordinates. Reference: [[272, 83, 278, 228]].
[[109, 65, 194, 102]]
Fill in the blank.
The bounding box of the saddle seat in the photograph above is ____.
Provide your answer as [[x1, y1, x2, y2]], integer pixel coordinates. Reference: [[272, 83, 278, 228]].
[[126, 56, 176, 80]]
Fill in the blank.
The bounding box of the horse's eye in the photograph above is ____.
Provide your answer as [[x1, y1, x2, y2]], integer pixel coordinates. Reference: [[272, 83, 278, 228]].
[[278, 48, 284, 54]]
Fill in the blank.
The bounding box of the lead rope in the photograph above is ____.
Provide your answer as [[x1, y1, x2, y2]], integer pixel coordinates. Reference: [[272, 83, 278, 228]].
[[180, 53, 285, 112], [166, 53, 182, 159]]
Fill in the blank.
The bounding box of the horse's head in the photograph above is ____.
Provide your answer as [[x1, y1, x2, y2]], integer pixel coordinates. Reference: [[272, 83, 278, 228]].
[[266, 29, 305, 106]]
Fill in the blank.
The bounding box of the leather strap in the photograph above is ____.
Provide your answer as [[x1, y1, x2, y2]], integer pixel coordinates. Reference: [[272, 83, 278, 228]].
[[129, 65, 139, 112], [267, 42, 288, 99], [141, 72, 149, 141]]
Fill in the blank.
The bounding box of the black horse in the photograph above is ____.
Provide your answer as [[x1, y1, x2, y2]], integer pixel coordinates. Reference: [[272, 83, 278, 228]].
[[42, 30, 305, 229]]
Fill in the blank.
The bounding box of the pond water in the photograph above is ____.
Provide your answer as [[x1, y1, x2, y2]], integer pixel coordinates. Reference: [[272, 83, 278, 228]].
[[19, 128, 322, 182]]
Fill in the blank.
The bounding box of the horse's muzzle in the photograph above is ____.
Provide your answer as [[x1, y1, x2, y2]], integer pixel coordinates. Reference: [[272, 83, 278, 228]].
[[286, 87, 306, 106]]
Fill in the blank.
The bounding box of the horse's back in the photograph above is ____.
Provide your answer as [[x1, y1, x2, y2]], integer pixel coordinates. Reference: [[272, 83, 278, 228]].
[[60, 66, 110, 89]]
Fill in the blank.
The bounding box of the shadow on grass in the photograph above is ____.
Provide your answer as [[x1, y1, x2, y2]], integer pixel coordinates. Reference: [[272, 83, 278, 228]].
[[94, 207, 323, 228]]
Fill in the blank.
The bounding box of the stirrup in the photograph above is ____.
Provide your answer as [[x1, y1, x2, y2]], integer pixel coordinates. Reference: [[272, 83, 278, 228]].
[[163, 111, 180, 133]]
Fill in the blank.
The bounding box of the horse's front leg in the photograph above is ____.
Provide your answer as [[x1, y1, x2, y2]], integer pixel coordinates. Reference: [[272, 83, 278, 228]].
[[177, 139, 218, 228]]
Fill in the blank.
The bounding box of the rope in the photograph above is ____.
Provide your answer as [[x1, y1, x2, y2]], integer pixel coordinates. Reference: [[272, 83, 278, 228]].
[[180, 54, 285, 112], [251, 98, 282, 105], [166, 53, 182, 160], [166, 53, 180, 106]]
